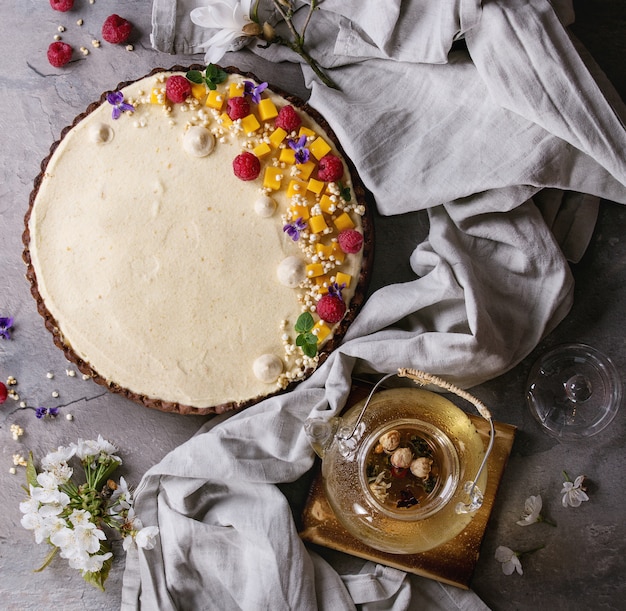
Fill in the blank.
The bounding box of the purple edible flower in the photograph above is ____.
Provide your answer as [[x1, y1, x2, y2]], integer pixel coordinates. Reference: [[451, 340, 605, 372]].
[[283, 217, 307, 241], [35, 407, 59, 419], [288, 135, 310, 164], [107, 91, 135, 120], [0, 316, 14, 340], [243, 80, 268, 104], [328, 282, 346, 301]]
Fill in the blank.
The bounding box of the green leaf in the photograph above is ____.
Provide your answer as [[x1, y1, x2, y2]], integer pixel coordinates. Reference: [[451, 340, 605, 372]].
[[186, 70, 204, 84], [82, 547, 113, 591], [301, 341, 318, 358], [26, 452, 39, 488], [295, 312, 314, 333], [304, 333, 318, 346], [206, 64, 227, 81], [338, 181, 352, 202]]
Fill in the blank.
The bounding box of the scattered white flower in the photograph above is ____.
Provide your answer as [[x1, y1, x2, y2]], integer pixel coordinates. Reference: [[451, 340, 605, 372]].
[[495, 544, 544, 575], [495, 546, 523, 575], [561, 473, 589, 508], [516, 494, 556, 526]]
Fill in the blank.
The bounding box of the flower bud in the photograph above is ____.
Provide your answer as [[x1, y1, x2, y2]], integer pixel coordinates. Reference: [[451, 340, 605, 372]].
[[378, 430, 400, 453], [410, 456, 433, 479], [390, 447, 413, 469], [262, 22, 276, 42], [242, 22, 263, 37]]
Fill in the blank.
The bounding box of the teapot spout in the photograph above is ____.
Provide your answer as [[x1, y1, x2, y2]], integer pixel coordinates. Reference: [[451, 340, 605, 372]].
[[303, 416, 340, 458]]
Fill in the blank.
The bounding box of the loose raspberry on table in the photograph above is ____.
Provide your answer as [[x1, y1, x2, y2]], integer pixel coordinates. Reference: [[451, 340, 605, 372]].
[[316, 294, 346, 324], [227, 96, 250, 120], [165, 75, 192, 104], [50, 0, 74, 11], [275, 105, 301, 133], [233, 152, 261, 181], [102, 14, 133, 44], [47, 42, 73, 67], [338, 229, 363, 254], [317, 154, 344, 182], [0, 381, 7, 405]]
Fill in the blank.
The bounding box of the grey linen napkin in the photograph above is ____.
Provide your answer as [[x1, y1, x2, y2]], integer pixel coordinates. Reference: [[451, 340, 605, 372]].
[[122, 1, 626, 609]]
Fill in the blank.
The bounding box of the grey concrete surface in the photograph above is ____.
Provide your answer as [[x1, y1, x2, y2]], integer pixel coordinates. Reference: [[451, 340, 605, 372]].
[[1, 1, 625, 610]]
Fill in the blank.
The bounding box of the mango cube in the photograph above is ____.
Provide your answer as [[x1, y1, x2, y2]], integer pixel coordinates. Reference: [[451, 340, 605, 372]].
[[335, 271, 352, 288], [190, 83, 207, 102], [229, 82, 244, 98], [289, 204, 310, 221], [296, 160, 316, 180], [310, 137, 331, 160], [279, 148, 296, 164], [263, 167, 284, 191], [205, 89, 225, 110], [319, 194, 337, 214], [218, 112, 233, 128], [331, 242, 346, 263], [253, 142, 272, 158], [333, 212, 355, 231], [258, 98, 278, 121], [150, 87, 165, 104], [315, 244, 334, 259], [287, 179, 308, 198], [309, 215, 328, 234], [306, 263, 325, 278], [299, 126, 316, 138], [307, 178, 325, 195], [313, 321, 332, 343], [269, 128, 287, 148], [241, 114, 261, 133]]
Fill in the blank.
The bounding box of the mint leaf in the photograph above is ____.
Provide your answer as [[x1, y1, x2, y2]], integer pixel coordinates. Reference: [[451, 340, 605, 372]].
[[301, 340, 318, 358], [186, 70, 204, 85], [205, 64, 228, 90], [338, 181, 351, 202], [295, 312, 314, 334]]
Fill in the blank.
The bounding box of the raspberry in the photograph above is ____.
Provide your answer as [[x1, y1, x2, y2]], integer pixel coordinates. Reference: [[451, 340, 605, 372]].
[[233, 152, 261, 181], [275, 105, 301, 133], [316, 294, 346, 324], [47, 42, 73, 68], [317, 154, 344, 182], [0, 381, 6, 405], [227, 96, 250, 120], [50, 0, 74, 11], [102, 14, 133, 44], [165, 75, 192, 104], [337, 229, 363, 254]]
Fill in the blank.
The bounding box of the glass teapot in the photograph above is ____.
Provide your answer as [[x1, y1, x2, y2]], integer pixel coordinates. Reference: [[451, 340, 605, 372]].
[[304, 369, 495, 555]]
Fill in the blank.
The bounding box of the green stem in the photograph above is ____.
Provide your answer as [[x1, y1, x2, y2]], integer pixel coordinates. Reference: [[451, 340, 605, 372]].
[[285, 41, 340, 90], [270, 0, 340, 90]]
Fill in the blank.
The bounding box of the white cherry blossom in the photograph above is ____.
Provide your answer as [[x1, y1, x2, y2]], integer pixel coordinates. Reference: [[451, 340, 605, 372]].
[[516, 494, 543, 526], [561, 474, 589, 507], [495, 546, 523, 575]]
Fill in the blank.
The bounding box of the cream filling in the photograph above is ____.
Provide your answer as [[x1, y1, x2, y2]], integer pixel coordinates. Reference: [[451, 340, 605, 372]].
[[29, 72, 364, 408]]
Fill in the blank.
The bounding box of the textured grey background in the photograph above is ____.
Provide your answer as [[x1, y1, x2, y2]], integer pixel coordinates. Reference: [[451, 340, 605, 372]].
[[1, 1, 625, 609]]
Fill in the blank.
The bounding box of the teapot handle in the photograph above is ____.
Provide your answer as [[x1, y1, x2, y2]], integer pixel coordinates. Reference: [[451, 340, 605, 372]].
[[397, 368, 492, 420]]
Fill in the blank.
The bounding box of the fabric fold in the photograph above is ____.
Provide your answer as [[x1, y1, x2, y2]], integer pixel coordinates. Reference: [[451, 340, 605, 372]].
[[124, 0, 626, 608]]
